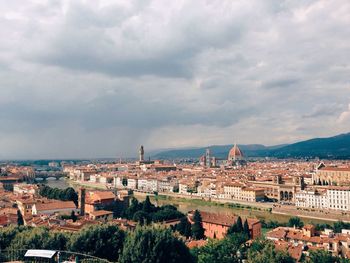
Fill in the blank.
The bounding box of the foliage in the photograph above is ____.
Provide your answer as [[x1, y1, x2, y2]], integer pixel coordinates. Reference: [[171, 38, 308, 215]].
[[68, 224, 125, 261], [260, 219, 286, 229], [133, 210, 151, 225], [0, 224, 124, 262], [287, 217, 304, 228], [228, 216, 251, 237], [123, 197, 184, 224], [60, 211, 77, 222], [307, 250, 338, 263], [191, 210, 205, 240], [333, 221, 350, 233], [39, 185, 78, 206], [247, 238, 295, 263], [192, 233, 248, 263], [7, 227, 70, 251], [175, 217, 192, 238], [0, 226, 29, 250], [119, 226, 194, 263], [17, 210, 24, 226], [243, 219, 250, 238]]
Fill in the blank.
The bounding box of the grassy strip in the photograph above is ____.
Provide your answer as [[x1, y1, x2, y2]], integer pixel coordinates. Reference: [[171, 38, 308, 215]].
[[152, 194, 272, 212]]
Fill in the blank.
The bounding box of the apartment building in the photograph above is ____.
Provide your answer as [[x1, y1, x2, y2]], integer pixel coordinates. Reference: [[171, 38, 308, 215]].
[[223, 184, 265, 202], [296, 187, 350, 211]]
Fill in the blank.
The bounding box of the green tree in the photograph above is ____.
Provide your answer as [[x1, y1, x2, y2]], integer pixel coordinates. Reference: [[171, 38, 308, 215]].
[[243, 219, 250, 238], [142, 196, 154, 213], [236, 216, 243, 232], [133, 210, 150, 225], [247, 239, 294, 263], [0, 225, 27, 250], [119, 227, 194, 263], [70, 210, 77, 222], [227, 223, 238, 235], [176, 217, 192, 238], [69, 224, 125, 262], [17, 210, 24, 226], [8, 227, 69, 251], [307, 250, 337, 263], [191, 210, 205, 240], [288, 217, 304, 228], [193, 233, 248, 263]]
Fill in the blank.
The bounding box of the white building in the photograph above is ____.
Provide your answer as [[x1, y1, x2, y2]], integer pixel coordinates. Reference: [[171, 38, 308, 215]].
[[127, 177, 138, 190], [296, 187, 350, 211], [13, 183, 38, 196], [158, 179, 173, 193], [295, 189, 328, 209]]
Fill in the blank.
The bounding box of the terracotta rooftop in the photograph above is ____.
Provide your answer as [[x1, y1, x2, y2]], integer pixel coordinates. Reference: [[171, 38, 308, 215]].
[[35, 200, 76, 211]]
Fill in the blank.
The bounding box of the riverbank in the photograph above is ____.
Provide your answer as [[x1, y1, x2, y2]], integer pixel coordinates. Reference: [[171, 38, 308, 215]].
[[133, 192, 333, 225], [59, 179, 338, 225], [273, 205, 350, 223]]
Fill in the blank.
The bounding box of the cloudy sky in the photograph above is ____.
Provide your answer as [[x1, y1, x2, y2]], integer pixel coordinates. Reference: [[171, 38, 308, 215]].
[[0, 0, 349, 159]]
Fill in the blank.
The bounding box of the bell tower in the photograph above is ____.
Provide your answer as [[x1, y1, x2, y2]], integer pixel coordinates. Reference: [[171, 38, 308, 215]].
[[139, 145, 144, 162]]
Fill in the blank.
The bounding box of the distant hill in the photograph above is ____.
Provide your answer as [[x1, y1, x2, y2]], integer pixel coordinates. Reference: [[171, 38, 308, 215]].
[[152, 144, 285, 159], [152, 132, 350, 159], [266, 132, 350, 159]]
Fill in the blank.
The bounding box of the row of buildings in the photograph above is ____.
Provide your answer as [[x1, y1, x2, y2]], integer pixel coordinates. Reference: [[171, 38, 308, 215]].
[[267, 225, 350, 260]]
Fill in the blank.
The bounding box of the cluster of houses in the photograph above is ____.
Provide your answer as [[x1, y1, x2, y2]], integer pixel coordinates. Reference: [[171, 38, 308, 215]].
[[267, 225, 350, 260]]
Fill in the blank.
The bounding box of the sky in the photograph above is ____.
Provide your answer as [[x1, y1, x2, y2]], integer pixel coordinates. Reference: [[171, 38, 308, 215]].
[[0, 0, 349, 159]]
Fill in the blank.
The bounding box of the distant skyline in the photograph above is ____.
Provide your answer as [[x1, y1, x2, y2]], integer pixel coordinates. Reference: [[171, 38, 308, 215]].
[[0, 0, 350, 159]]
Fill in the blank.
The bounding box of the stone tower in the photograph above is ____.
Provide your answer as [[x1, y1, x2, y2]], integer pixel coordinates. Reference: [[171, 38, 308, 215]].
[[79, 188, 86, 216], [139, 145, 145, 162]]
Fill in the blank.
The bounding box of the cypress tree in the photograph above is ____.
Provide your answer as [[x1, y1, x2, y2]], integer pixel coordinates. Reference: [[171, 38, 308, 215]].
[[142, 196, 153, 213], [191, 210, 205, 240], [17, 210, 24, 226], [236, 216, 243, 233], [243, 219, 250, 238]]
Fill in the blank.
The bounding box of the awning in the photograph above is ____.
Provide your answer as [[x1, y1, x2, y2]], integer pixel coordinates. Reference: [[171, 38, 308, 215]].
[[25, 249, 57, 258]]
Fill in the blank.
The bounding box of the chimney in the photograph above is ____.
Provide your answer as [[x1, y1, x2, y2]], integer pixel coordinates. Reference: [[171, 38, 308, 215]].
[[79, 188, 86, 216]]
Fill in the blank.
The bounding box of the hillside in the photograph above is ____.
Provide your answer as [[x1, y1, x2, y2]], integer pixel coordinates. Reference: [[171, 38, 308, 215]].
[[153, 133, 350, 159], [267, 133, 350, 159], [152, 144, 284, 159]]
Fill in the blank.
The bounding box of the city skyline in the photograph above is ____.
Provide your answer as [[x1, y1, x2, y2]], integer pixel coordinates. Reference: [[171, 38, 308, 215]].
[[1, 0, 350, 159]]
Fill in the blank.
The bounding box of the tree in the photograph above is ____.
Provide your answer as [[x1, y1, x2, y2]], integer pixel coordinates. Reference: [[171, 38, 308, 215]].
[[143, 196, 154, 213], [307, 250, 337, 263], [8, 227, 69, 251], [133, 210, 150, 225], [191, 210, 205, 240], [243, 219, 250, 238], [17, 210, 24, 226], [236, 217, 243, 232], [287, 217, 304, 228], [192, 233, 248, 263], [70, 210, 77, 222], [247, 239, 294, 263], [119, 227, 194, 263], [227, 223, 238, 235], [69, 224, 125, 262], [176, 217, 192, 238], [124, 197, 141, 219]]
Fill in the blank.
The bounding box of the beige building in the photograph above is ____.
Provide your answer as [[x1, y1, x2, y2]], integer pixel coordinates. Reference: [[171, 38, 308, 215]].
[[223, 184, 265, 202], [314, 166, 350, 186]]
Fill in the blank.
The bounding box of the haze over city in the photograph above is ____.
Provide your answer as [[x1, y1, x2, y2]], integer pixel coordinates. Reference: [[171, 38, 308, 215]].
[[0, 0, 349, 159]]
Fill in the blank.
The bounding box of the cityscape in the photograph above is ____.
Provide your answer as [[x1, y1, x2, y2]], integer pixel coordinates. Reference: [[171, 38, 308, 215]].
[[1, 0, 350, 263]]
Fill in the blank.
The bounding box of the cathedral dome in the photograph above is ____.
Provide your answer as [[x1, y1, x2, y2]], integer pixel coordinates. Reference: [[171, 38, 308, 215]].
[[228, 144, 243, 161]]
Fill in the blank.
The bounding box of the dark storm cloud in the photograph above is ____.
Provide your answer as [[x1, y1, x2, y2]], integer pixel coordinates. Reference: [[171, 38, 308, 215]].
[[0, 0, 349, 158]]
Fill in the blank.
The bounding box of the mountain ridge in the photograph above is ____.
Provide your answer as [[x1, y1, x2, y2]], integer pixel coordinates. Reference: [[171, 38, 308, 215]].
[[152, 132, 350, 159]]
